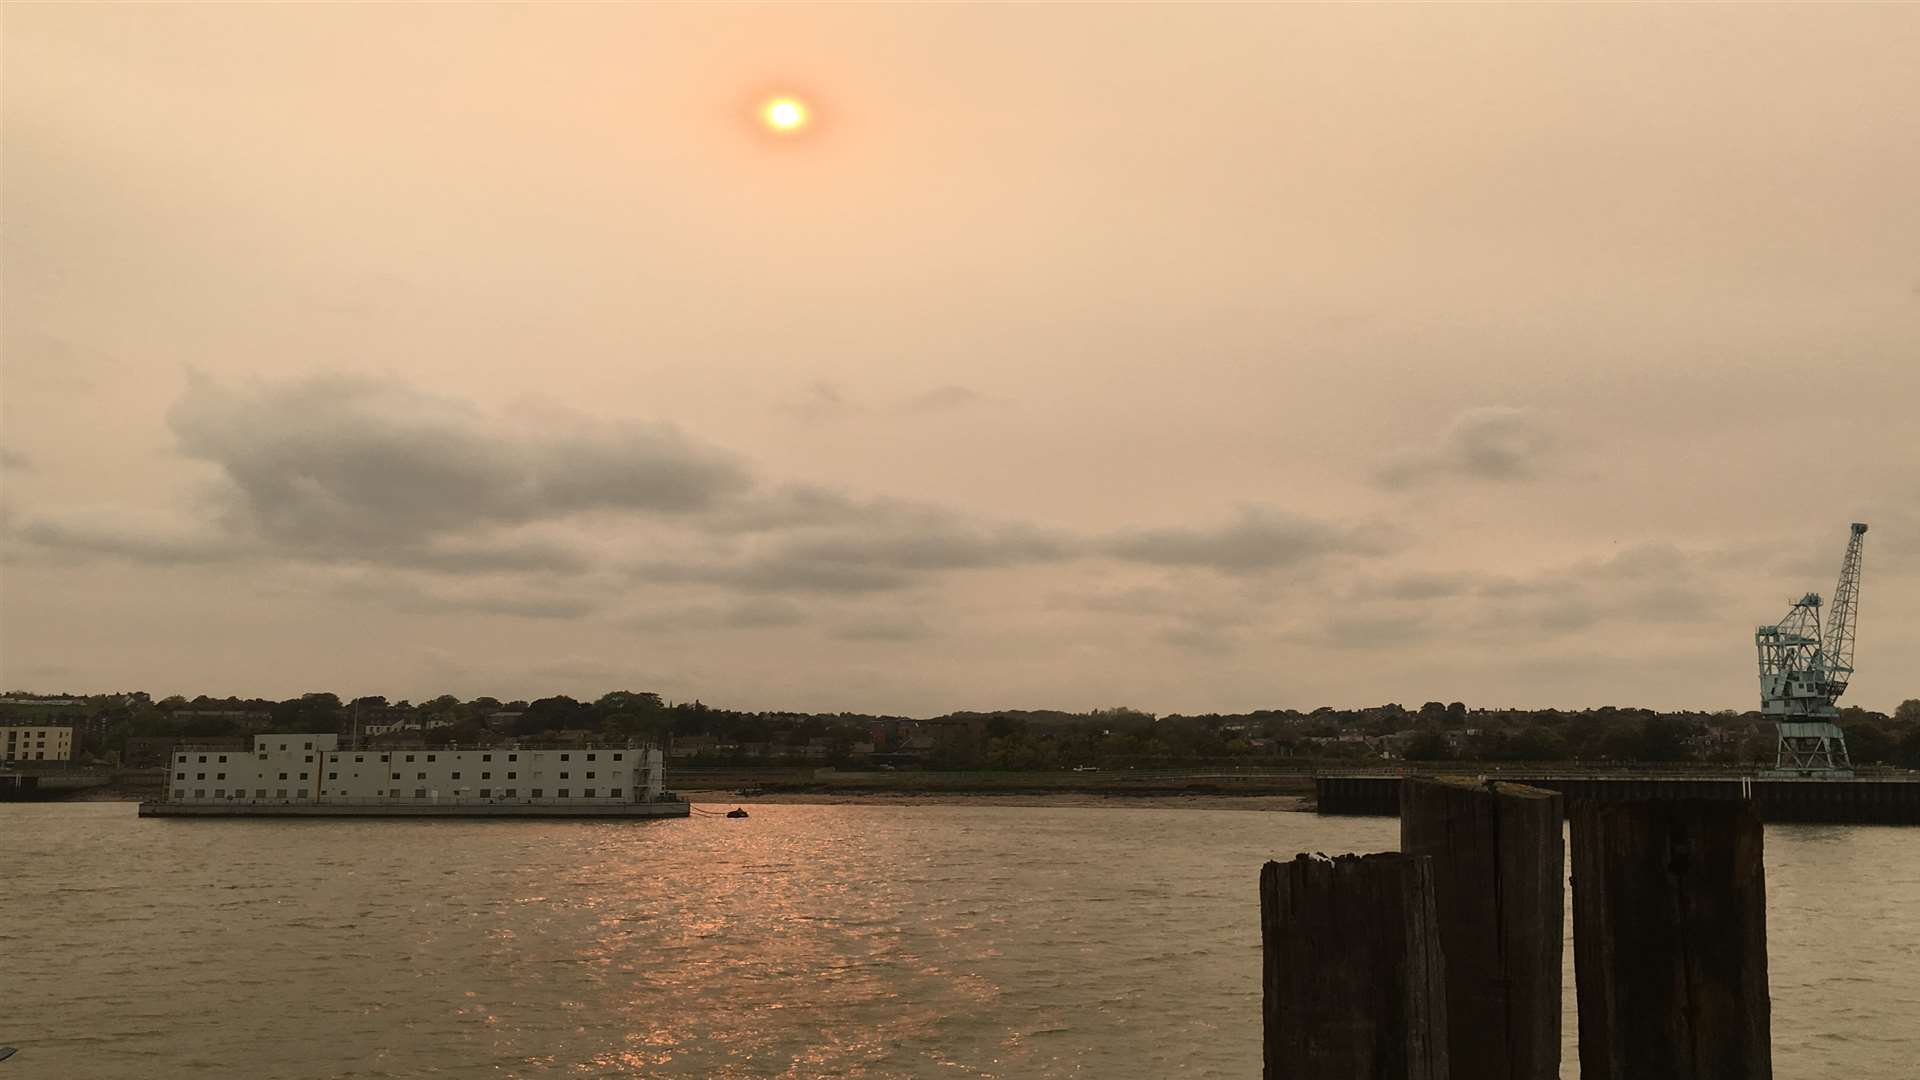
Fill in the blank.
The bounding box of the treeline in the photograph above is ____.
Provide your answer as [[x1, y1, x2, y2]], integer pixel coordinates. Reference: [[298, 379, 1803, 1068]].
[[6, 691, 1920, 770]]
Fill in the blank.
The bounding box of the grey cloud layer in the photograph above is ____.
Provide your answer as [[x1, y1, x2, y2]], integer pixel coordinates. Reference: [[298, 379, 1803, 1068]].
[[13, 374, 1386, 608], [170, 373, 752, 549]]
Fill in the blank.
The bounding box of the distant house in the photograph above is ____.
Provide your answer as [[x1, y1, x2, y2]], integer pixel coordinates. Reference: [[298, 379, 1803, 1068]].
[[3, 724, 75, 763], [668, 736, 717, 759]]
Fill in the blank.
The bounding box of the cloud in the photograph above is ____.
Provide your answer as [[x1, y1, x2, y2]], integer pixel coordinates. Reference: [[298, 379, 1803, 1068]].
[[830, 614, 936, 642], [626, 597, 810, 631], [646, 501, 1076, 594], [1374, 406, 1557, 489], [168, 371, 751, 552], [1161, 623, 1239, 655], [1101, 506, 1382, 574], [1291, 613, 1437, 650], [10, 509, 253, 566], [901, 385, 983, 413], [1355, 572, 1477, 602], [345, 577, 600, 620], [779, 380, 859, 422]]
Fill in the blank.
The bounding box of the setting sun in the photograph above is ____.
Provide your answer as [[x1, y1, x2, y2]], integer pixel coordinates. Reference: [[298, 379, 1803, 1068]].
[[761, 96, 809, 133]]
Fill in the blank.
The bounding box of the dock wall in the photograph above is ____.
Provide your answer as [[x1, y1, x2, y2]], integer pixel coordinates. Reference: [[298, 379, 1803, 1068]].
[[1316, 774, 1920, 824]]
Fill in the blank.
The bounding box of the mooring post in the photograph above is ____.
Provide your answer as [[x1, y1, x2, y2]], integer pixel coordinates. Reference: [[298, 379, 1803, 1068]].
[[1261, 852, 1449, 1080], [1570, 799, 1772, 1079], [1400, 777, 1563, 1080]]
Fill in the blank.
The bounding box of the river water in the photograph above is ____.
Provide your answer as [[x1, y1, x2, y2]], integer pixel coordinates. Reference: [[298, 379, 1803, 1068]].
[[1, 802, 1915, 1078]]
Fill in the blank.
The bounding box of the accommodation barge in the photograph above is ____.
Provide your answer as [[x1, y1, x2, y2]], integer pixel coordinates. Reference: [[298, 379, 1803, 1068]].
[[137, 733, 690, 818]]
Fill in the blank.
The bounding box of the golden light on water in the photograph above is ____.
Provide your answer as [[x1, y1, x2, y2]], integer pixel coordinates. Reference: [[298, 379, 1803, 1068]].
[[761, 97, 809, 133]]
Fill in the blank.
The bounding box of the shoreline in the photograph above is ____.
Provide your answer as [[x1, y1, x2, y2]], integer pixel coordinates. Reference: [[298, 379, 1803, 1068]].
[[679, 789, 1313, 811], [27, 788, 1313, 811]]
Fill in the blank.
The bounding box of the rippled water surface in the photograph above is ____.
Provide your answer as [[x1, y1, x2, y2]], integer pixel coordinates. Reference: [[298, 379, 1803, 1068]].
[[2, 802, 1916, 1078]]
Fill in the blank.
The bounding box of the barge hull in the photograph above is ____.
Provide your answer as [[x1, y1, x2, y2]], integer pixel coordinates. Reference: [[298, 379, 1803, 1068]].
[[139, 800, 691, 819]]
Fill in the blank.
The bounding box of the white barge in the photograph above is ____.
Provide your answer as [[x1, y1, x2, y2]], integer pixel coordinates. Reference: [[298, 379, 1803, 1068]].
[[137, 733, 690, 818]]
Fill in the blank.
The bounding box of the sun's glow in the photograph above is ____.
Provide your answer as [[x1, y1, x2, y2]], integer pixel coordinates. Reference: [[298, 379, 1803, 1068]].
[[762, 97, 809, 133]]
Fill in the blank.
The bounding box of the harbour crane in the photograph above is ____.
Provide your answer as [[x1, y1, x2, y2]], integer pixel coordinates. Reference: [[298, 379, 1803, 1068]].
[[1755, 523, 1867, 776]]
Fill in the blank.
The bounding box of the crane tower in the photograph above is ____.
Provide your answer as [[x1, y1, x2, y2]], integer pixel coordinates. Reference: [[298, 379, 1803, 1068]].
[[1755, 523, 1867, 776]]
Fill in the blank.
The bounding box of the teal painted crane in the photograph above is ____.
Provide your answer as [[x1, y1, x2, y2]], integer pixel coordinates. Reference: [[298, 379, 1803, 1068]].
[[1755, 523, 1867, 775]]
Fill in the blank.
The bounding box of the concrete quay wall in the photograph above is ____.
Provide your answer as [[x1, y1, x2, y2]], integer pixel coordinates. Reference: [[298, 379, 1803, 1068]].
[[1316, 774, 1920, 824]]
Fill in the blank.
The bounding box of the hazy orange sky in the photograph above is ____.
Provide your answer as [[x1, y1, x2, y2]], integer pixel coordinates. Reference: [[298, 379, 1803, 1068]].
[[3, 4, 1916, 713]]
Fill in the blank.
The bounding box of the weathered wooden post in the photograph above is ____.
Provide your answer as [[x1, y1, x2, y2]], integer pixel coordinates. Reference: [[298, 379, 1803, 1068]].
[[1570, 799, 1772, 1079], [1400, 777, 1563, 1080], [1261, 852, 1449, 1080]]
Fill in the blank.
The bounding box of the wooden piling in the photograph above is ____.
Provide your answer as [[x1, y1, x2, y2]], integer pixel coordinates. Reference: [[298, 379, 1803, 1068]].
[[1570, 799, 1772, 1079], [1261, 852, 1449, 1080], [1400, 778, 1563, 1080]]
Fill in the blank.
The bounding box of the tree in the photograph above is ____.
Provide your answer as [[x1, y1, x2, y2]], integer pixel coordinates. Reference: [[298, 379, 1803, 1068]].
[[1894, 699, 1920, 725], [1402, 731, 1452, 761], [1843, 722, 1894, 766], [1633, 716, 1692, 763]]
